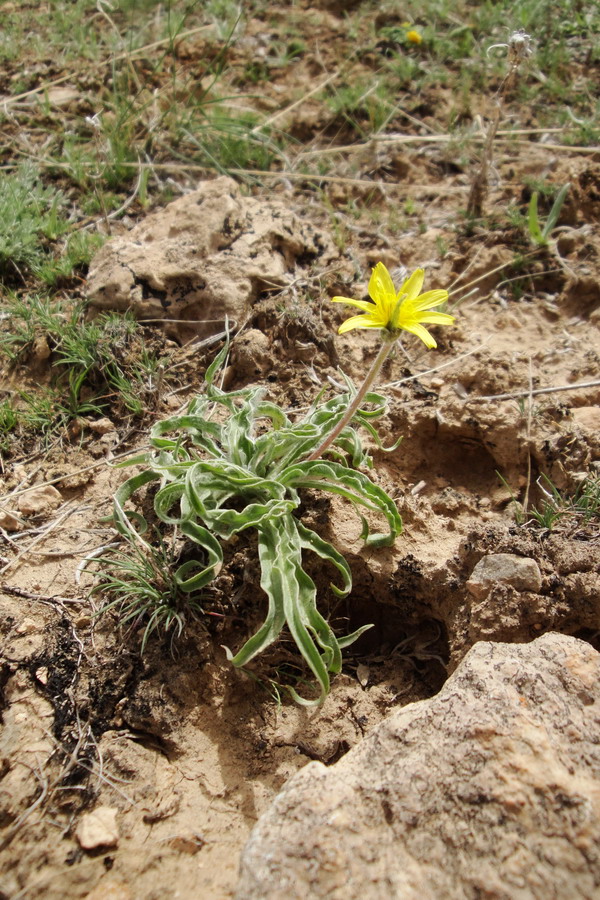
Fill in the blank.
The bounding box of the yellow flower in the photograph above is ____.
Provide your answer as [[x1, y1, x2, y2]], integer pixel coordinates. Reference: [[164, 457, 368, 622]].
[[406, 29, 423, 44], [332, 262, 453, 349]]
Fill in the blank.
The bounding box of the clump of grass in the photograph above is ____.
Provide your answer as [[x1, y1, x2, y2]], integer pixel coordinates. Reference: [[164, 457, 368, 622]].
[[325, 80, 392, 136], [37, 231, 106, 287], [527, 183, 570, 247], [0, 296, 169, 435], [19, 386, 103, 441], [0, 399, 19, 454], [94, 531, 206, 653], [530, 474, 600, 530], [0, 163, 70, 278], [53, 309, 166, 416]]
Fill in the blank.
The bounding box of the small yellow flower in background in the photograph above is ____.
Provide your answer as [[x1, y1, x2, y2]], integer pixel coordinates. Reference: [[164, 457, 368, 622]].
[[332, 262, 453, 349], [406, 29, 423, 44]]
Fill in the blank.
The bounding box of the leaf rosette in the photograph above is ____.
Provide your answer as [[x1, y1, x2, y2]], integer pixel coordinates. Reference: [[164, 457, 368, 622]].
[[106, 340, 402, 704]]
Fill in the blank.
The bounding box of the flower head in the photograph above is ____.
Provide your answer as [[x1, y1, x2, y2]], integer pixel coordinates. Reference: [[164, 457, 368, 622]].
[[406, 29, 423, 44], [332, 262, 453, 349]]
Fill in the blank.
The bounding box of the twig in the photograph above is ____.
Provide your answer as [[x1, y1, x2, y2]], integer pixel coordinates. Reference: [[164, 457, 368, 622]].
[[0, 503, 88, 575], [295, 126, 565, 158], [382, 340, 490, 389], [0, 583, 82, 604], [522, 357, 534, 515], [469, 379, 600, 402]]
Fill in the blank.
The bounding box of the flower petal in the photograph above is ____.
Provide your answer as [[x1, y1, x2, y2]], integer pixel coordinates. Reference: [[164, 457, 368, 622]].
[[398, 268, 424, 302], [402, 322, 437, 348], [331, 296, 376, 313], [416, 312, 455, 325], [412, 289, 449, 311], [331, 262, 453, 345], [368, 262, 396, 307], [338, 314, 383, 334]]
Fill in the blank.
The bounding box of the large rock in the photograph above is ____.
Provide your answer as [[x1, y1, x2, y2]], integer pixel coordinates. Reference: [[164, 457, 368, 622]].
[[87, 176, 334, 342], [236, 633, 600, 900]]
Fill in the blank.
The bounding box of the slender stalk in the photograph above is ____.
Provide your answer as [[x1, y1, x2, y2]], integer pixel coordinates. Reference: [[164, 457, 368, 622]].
[[307, 335, 396, 461], [467, 30, 531, 217]]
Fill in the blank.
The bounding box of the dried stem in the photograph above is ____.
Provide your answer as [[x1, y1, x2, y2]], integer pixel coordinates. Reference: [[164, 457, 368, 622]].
[[467, 30, 532, 217]]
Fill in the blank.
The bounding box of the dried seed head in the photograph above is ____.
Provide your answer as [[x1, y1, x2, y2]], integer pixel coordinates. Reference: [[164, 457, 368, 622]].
[[507, 29, 533, 65], [487, 29, 533, 67], [85, 113, 102, 131]]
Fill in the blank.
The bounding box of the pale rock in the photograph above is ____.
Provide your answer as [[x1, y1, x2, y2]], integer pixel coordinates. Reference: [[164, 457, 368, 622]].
[[0, 508, 22, 531], [46, 85, 80, 107], [17, 485, 63, 517], [76, 806, 120, 850], [466, 552, 542, 600], [571, 406, 600, 433], [16, 618, 40, 635], [87, 176, 335, 343], [98, 431, 119, 447], [86, 416, 116, 434], [12, 464, 27, 482], [34, 666, 48, 685], [83, 880, 132, 900], [31, 335, 51, 363], [236, 634, 600, 900]]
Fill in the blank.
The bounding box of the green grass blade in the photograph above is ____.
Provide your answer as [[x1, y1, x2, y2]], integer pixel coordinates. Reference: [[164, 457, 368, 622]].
[[528, 192, 545, 245], [542, 183, 570, 239]]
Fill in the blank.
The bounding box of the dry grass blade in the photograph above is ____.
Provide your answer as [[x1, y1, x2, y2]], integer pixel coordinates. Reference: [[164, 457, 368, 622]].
[[472, 379, 600, 402]]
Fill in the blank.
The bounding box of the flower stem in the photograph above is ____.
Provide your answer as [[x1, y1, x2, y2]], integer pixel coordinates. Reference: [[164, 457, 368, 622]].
[[307, 335, 396, 461]]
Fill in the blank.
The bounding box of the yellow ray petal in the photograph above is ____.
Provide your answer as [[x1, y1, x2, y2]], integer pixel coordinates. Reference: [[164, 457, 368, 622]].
[[402, 322, 437, 348], [331, 262, 453, 347], [417, 311, 455, 325], [412, 289, 449, 311], [331, 296, 376, 313], [368, 262, 396, 309], [338, 314, 383, 334], [398, 268, 424, 301]]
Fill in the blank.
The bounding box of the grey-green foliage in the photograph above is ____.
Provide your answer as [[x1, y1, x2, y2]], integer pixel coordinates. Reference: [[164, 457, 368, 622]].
[[107, 339, 402, 705], [0, 163, 69, 276], [94, 532, 205, 654]]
